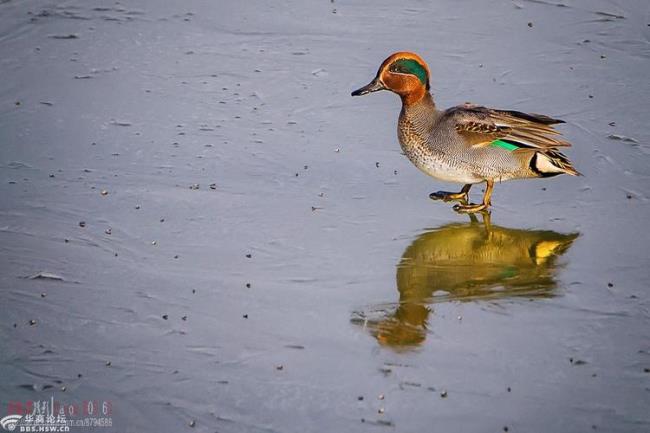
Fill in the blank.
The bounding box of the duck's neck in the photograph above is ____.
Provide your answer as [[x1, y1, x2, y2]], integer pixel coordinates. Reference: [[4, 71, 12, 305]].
[[400, 92, 441, 126]]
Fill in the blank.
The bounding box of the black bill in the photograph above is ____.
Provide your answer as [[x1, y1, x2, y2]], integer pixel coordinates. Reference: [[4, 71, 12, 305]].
[[351, 78, 385, 96]]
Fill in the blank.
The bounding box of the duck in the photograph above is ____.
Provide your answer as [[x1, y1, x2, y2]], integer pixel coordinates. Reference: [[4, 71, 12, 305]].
[[351, 52, 580, 213]]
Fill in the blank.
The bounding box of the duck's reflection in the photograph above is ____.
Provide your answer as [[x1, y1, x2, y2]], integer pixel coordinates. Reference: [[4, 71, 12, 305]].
[[353, 214, 579, 350]]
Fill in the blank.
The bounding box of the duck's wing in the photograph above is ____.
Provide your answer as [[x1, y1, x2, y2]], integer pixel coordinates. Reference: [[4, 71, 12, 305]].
[[444, 104, 571, 150]]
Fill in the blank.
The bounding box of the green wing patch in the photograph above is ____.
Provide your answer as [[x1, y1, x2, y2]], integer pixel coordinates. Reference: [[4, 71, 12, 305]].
[[490, 139, 520, 151]]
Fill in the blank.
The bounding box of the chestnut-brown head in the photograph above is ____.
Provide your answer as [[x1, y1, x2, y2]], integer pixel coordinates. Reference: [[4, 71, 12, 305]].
[[351, 52, 430, 105]]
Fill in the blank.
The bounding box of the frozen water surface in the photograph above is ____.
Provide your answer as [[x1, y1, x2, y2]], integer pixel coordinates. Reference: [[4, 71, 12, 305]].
[[1, 0, 649, 432]]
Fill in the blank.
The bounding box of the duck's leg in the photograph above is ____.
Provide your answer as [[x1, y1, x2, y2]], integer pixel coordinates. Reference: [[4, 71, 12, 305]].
[[429, 184, 472, 202], [453, 180, 493, 214]]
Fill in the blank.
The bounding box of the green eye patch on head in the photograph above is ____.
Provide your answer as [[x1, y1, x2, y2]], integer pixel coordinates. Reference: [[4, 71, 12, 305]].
[[389, 58, 429, 88]]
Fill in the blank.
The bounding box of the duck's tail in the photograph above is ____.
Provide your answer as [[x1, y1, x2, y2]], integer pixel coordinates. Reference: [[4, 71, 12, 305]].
[[530, 150, 581, 177]]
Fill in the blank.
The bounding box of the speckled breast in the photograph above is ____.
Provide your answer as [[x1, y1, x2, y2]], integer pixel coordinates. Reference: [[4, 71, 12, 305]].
[[397, 117, 483, 184]]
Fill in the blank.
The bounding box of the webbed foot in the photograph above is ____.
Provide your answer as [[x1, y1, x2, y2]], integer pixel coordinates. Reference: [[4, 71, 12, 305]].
[[429, 190, 468, 202], [452, 180, 494, 214], [453, 202, 491, 214], [429, 184, 472, 202]]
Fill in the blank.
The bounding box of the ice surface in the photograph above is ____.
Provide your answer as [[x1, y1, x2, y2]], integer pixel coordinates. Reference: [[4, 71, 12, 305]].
[[1, 0, 649, 432]]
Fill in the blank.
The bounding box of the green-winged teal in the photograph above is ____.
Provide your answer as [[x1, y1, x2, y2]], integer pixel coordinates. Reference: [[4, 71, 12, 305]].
[[351, 52, 580, 213]]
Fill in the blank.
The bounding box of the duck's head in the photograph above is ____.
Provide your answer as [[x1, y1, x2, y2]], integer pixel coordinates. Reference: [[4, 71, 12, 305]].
[[351, 52, 430, 105]]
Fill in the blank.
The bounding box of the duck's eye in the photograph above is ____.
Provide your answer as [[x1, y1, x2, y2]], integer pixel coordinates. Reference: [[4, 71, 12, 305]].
[[388, 59, 428, 87]]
